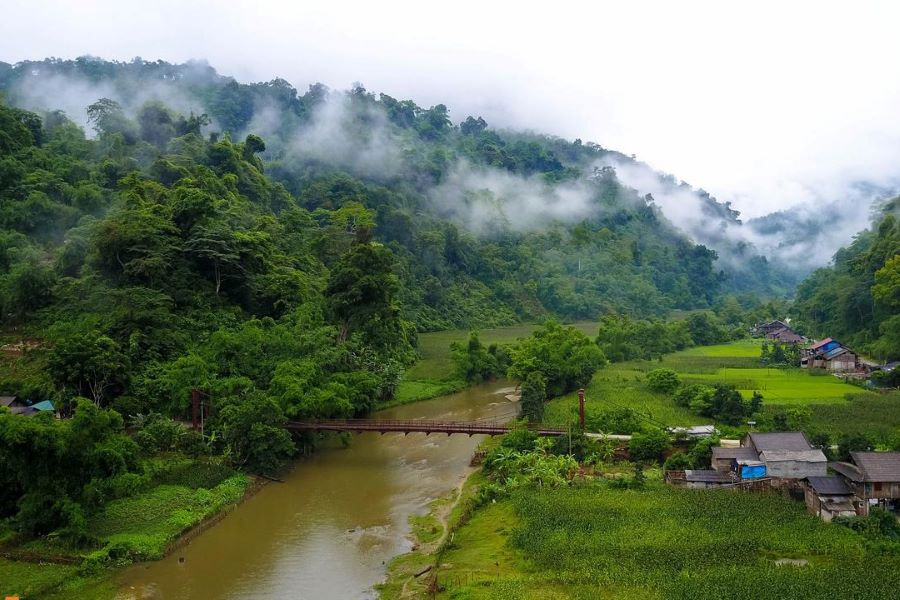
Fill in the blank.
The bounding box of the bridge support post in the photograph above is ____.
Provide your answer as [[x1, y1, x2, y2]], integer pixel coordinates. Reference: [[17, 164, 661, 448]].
[[578, 388, 585, 432]]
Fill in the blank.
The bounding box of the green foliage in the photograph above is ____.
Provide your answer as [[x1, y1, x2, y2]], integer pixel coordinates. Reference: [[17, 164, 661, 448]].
[[0, 399, 138, 539], [646, 368, 680, 394], [760, 341, 802, 367], [449, 331, 507, 383], [595, 314, 693, 361], [794, 202, 900, 360], [627, 428, 671, 462], [585, 406, 643, 434], [482, 438, 578, 500], [218, 394, 295, 475], [675, 382, 757, 426], [836, 432, 874, 461], [663, 451, 693, 470], [519, 371, 547, 422], [508, 321, 606, 397]]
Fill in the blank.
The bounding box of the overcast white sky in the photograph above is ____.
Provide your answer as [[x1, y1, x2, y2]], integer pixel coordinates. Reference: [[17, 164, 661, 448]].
[[2, 0, 900, 219]]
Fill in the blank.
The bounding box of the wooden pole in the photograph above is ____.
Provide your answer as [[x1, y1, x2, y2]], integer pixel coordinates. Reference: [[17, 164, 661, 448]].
[[578, 388, 585, 431]]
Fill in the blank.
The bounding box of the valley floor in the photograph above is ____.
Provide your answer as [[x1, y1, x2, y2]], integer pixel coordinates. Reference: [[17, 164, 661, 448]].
[[381, 339, 900, 599]]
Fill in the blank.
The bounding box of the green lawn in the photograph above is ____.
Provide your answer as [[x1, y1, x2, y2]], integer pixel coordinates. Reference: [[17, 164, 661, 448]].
[[434, 483, 900, 599]]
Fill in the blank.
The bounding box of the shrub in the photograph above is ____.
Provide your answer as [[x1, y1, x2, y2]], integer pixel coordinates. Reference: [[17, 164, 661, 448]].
[[628, 428, 671, 462], [646, 368, 680, 394], [663, 452, 693, 471], [585, 407, 643, 434]]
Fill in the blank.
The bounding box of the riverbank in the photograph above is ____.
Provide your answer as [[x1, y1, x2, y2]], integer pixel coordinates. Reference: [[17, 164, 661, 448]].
[[1, 460, 257, 600]]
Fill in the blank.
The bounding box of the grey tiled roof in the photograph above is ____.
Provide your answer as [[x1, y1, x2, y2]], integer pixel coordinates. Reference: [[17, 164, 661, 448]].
[[806, 476, 851, 495], [850, 452, 900, 482], [747, 432, 812, 452], [712, 447, 759, 461]]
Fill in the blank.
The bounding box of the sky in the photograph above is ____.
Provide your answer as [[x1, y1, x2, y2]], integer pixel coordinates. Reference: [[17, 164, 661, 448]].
[[2, 0, 900, 220]]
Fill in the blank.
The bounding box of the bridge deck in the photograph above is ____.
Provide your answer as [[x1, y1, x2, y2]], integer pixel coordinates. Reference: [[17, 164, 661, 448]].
[[285, 418, 567, 437]]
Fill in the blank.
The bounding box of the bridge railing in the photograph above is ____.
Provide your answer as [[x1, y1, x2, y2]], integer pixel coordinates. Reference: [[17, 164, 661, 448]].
[[284, 418, 567, 435]]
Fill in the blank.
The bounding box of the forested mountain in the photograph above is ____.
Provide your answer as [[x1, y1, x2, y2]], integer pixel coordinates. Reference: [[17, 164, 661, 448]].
[[793, 198, 900, 361], [0, 57, 795, 333]]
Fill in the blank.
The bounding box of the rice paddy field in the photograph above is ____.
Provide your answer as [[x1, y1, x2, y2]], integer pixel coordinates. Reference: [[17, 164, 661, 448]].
[[432, 483, 900, 599], [545, 339, 900, 440]]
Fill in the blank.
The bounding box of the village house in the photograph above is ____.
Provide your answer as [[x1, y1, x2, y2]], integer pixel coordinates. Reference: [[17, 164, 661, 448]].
[[829, 452, 900, 516], [742, 432, 827, 479], [0, 395, 26, 409], [754, 320, 790, 336], [711, 446, 760, 473], [767, 326, 806, 343], [800, 338, 860, 372], [801, 476, 857, 522]]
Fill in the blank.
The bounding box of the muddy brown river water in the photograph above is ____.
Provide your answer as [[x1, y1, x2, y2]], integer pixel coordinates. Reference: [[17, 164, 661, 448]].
[[116, 381, 518, 599]]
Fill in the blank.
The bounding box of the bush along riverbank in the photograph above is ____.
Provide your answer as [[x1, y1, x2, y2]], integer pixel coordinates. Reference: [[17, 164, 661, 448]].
[[380, 425, 900, 600]]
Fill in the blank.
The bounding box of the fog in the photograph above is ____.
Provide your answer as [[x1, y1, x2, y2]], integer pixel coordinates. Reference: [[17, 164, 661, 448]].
[[2, 0, 899, 260]]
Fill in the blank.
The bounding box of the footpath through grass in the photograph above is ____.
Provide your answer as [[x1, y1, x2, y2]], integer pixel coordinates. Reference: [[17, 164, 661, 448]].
[[432, 482, 900, 599]]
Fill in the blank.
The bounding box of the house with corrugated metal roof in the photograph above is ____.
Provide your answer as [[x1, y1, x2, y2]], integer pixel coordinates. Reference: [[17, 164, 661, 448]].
[[801, 338, 860, 372], [830, 452, 900, 516], [802, 476, 856, 521], [711, 446, 760, 473], [0, 395, 25, 409], [742, 432, 827, 478]]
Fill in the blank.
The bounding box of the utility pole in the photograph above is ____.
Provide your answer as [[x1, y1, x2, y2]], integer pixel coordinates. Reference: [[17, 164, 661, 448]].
[[578, 388, 585, 432]]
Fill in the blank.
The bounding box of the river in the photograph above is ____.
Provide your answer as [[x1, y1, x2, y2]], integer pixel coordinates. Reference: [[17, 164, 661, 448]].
[[116, 381, 518, 599]]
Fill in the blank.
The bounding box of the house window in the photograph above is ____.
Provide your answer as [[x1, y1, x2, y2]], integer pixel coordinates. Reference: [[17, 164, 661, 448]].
[[874, 482, 883, 492]]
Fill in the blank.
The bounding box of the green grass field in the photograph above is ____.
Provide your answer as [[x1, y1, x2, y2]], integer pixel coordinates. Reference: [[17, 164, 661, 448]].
[[432, 483, 900, 599], [545, 340, 894, 434]]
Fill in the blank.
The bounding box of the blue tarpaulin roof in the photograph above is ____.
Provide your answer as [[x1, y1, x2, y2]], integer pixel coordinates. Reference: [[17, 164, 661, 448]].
[[31, 400, 55, 411]]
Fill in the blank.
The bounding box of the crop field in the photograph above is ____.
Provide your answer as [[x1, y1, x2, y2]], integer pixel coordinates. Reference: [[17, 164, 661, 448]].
[[544, 340, 881, 431], [545, 365, 703, 428], [86, 475, 249, 560], [683, 368, 857, 405], [435, 483, 900, 599]]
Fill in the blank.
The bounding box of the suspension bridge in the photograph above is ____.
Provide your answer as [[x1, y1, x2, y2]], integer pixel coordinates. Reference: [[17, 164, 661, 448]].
[[191, 388, 588, 437]]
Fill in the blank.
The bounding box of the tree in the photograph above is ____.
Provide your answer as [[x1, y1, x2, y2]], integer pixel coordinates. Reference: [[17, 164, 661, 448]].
[[836, 433, 874, 462], [646, 368, 680, 394], [219, 394, 295, 475], [47, 328, 129, 405], [663, 452, 693, 471], [450, 332, 502, 383], [628, 428, 671, 462], [86, 98, 137, 142], [520, 371, 547, 422], [460, 116, 487, 135], [325, 241, 404, 350], [508, 321, 606, 397]]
